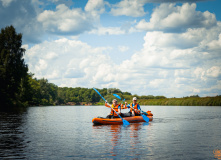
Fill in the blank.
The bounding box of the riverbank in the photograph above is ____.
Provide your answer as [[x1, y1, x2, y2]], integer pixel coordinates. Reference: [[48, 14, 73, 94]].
[[137, 96, 221, 106], [63, 96, 221, 106]]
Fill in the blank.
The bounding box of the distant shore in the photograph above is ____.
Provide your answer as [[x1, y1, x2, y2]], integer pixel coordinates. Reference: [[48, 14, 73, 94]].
[[63, 96, 221, 106]]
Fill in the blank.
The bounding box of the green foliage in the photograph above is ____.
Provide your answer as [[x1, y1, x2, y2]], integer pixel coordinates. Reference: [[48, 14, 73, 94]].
[[123, 91, 131, 95], [0, 25, 29, 110], [57, 87, 105, 105], [137, 96, 221, 106], [107, 88, 122, 94], [28, 78, 58, 106]]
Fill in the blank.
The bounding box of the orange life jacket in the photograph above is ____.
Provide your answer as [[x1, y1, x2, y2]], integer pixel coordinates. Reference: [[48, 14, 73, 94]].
[[130, 103, 140, 114], [105, 103, 121, 117], [111, 104, 121, 117]]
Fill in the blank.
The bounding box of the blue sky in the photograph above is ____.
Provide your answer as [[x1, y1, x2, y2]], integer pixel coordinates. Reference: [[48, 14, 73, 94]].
[[0, 0, 221, 97]]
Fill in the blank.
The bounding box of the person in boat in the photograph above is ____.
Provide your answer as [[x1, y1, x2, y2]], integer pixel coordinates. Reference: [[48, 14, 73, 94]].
[[105, 99, 123, 118], [125, 97, 141, 116]]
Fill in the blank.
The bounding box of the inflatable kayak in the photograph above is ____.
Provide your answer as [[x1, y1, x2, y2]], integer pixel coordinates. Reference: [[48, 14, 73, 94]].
[[92, 111, 153, 125]]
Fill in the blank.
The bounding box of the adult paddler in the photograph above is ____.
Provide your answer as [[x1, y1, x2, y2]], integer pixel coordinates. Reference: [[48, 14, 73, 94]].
[[105, 99, 122, 118], [125, 97, 141, 116]]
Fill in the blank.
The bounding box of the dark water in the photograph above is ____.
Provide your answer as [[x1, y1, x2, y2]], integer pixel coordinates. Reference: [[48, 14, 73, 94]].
[[0, 105, 221, 159]]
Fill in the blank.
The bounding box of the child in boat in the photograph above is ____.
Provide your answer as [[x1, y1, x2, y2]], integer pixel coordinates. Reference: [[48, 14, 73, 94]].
[[105, 99, 125, 118]]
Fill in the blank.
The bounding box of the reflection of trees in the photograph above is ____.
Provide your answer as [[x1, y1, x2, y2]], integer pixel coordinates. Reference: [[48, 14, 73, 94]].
[[0, 111, 27, 158]]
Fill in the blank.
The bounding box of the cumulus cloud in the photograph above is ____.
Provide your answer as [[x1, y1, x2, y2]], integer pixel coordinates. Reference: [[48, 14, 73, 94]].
[[136, 3, 217, 32], [207, 33, 221, 51], [25, 38, 115, 87], [37, 4, 94, 35], [206, 66, 221, 78], [85, 0, 108, 17], [110, 0, 146, 17], [118, 23, 221, 97]]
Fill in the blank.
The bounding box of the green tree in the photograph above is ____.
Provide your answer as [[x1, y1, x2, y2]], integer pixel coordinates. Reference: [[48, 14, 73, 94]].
[[0, 25, 29, 109], [123, 91, 132, 95], [37, 78, 58, 105], [107, 88, 122, 94]]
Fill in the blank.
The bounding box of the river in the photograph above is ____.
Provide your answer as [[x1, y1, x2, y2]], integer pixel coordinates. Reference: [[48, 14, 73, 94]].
[[0, 105, 221, 159]]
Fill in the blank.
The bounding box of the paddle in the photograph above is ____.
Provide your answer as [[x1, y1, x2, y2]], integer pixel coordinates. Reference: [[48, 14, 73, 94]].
[[113, 94, 149, 123], [113, 94, 125, 104], [93, 88, 130, 125]]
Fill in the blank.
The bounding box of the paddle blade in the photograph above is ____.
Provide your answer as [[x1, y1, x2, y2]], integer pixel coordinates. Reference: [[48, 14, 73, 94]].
[[141, 115, 149, 123], [113, 94, 121, 100], [93, 88, 106, 101], [122, 119, 130, 125]]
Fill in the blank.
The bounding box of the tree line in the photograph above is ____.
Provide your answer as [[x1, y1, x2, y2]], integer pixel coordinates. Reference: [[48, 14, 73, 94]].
[[0, 26, 220, 111]]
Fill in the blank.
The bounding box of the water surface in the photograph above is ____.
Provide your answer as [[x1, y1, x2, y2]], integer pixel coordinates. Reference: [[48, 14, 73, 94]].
[[0, 105, 220, 159]]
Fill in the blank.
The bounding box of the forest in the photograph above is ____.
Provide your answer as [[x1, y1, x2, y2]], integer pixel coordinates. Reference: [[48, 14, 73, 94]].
[[0, 26, 221, 111]]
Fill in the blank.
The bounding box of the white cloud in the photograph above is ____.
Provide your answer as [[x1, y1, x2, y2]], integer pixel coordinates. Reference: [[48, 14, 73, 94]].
[[25, 38, 114, 86], [110, 0, 146, 17], [35, 59, 48, 72], [114, 4, 221, 97], [149, 79, 165, 88], [37, 4, 94, 35], [193, 88, 200, 93], [44, 52, 58, 60], [207, 33, 221, 51], [194, 67, 206, 80], [136, 3, 217, 32], [85, 0, 107, 17], [206, 66, 221, 78]]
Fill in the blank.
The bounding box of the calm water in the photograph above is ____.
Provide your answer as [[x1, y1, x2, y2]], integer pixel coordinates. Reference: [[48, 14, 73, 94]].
[[0, 105, 221, 159]]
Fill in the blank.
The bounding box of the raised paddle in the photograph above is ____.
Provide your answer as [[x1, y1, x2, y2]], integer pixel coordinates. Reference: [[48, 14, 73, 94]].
[[113, 93, 149, 123], [113, 94, 125, 103], [93, 88, 130, 125]]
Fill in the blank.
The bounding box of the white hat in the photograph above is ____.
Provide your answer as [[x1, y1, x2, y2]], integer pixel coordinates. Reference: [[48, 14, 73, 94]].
[[133, 97, 137, 100]]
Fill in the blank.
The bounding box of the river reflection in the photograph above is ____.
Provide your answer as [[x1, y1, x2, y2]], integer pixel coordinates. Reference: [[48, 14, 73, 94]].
[[92, 123, 152, 158], [1, 105, 220, 159]]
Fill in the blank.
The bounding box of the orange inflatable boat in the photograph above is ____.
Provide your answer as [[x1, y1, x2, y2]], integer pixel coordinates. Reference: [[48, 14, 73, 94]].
[[92, 111, 153, 125]]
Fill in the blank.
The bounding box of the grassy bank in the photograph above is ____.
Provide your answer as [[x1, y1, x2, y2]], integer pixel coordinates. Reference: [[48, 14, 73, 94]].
[[91, 96, 221, 106], [136, 96, 221, 106]]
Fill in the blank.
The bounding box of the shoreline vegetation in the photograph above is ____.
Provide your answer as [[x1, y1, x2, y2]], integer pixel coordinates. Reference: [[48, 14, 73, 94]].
[[1, 26, 221, 112], [66, 95, 221, 106]]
